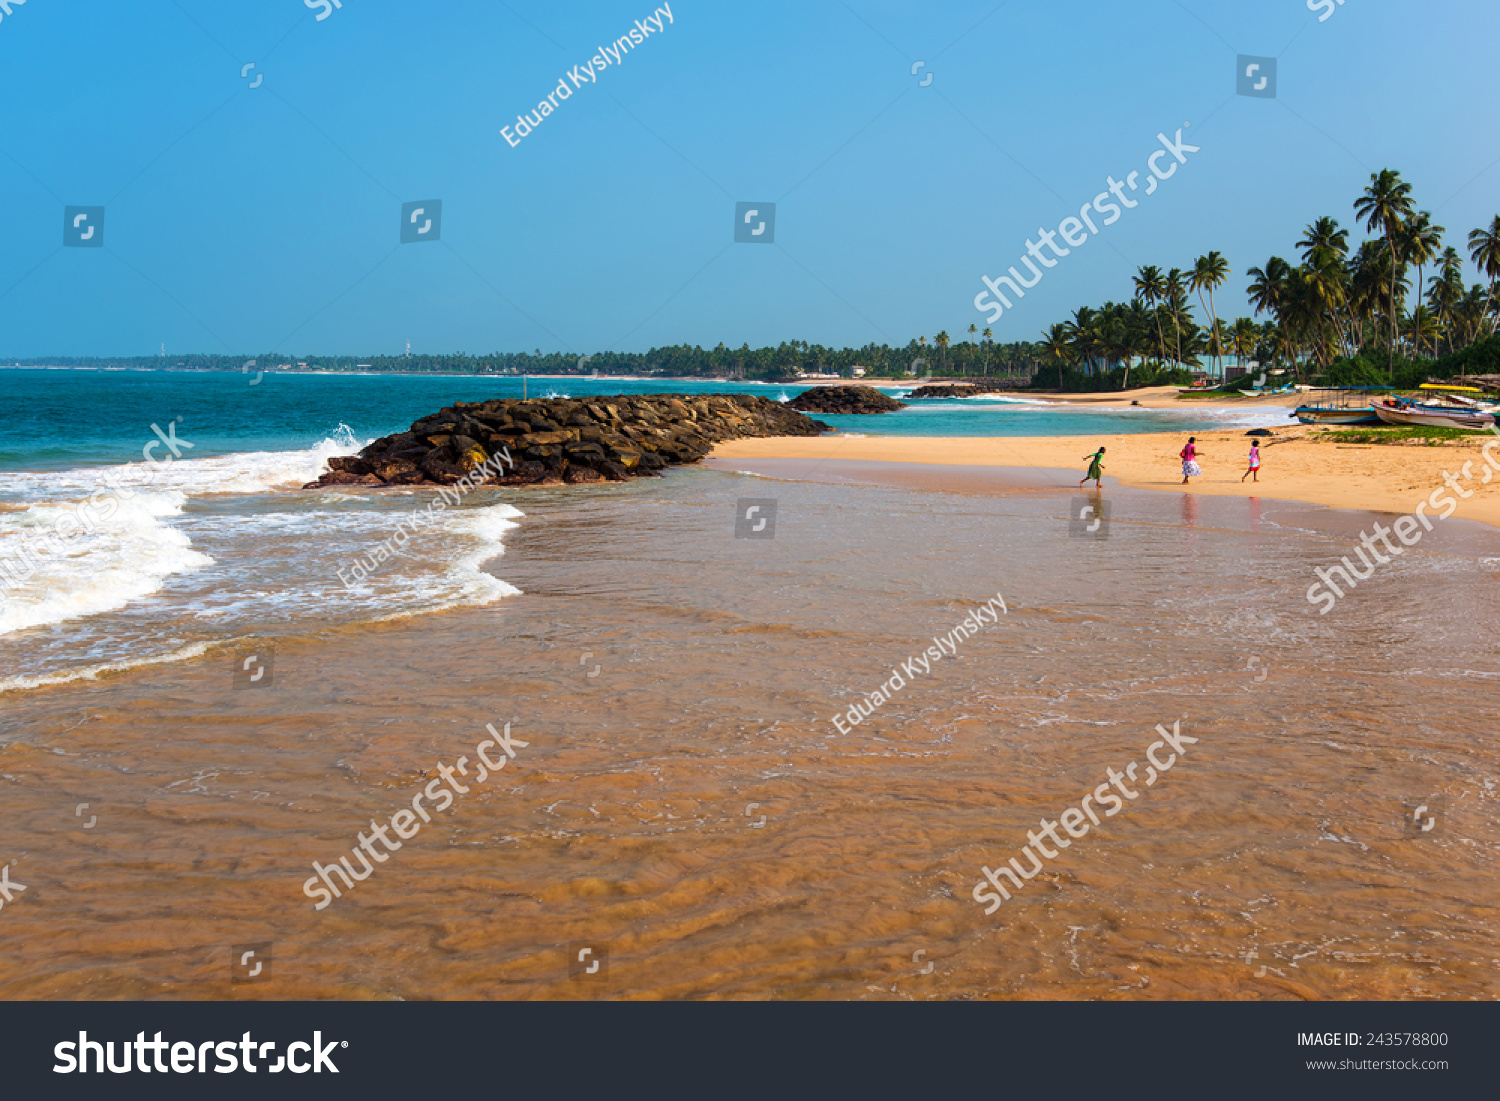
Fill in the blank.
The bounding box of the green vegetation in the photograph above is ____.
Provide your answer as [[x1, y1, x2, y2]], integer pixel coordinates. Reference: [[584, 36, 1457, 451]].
[[7, 340, 1046, 383], [1432, 332, 1500, 378], [1051, 362, 1193, 392], [1247, 172, 1499, 384], [1314, 424, 1477, 445]]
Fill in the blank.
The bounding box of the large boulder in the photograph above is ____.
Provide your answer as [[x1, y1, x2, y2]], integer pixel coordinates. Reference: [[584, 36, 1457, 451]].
[[785, 385, 906, 415]]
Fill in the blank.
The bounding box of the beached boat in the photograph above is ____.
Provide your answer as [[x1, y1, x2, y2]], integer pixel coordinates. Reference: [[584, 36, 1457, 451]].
[[1372, 396, 1496, 430], [1292, 388, 1381, 425]]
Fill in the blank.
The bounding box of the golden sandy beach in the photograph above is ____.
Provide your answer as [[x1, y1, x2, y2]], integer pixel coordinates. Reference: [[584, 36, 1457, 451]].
[[715, 388, 1500, 530]]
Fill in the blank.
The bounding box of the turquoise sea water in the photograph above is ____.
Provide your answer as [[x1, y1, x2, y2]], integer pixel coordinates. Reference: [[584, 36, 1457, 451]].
[[0, 367, 1286, 688], [0, 369, 1286, 472]]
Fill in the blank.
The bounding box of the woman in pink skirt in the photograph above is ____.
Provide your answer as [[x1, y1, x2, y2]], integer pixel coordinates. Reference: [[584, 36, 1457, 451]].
[[1180, 437, 1202, 484]]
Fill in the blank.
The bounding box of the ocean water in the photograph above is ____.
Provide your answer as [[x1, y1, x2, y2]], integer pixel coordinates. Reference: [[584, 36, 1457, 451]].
[[0, 369, 1283, 470], [0, 368, 1285, 691]]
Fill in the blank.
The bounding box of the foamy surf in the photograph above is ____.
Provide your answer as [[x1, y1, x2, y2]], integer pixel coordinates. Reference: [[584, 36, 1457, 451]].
[[0, 429, 526, 691], [0, 489, 213, 636]]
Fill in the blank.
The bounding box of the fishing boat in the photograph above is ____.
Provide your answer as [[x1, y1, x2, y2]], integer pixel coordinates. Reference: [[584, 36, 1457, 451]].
[[1372, 394, 1496, 430], [1291, 387, 1381, 425]]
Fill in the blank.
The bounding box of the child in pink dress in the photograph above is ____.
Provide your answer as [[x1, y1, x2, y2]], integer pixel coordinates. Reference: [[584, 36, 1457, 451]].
[[1242, 442, 1261, 483]]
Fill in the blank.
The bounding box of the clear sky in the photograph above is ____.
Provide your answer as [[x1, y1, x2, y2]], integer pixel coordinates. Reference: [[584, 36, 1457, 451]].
[[2, 0, 1496, 358]]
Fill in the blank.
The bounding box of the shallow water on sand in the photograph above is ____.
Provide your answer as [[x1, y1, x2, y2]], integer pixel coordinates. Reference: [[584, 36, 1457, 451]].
[[1, 463, 1497, 1000]]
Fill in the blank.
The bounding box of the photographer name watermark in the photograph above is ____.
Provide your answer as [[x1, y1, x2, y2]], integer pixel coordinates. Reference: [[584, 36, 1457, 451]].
[[502, 4, 674, 149], [832, 593, 1007, 734]]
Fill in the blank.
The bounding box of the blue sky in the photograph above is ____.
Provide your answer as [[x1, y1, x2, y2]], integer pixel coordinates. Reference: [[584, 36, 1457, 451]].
[[1, 0, 1497, 358]]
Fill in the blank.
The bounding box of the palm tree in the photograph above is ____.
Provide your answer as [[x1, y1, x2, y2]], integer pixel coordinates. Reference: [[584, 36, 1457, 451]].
[[1232, 316, 1257, 373], [1399, 210, 1444, 328], [982, 327, 993, 375], [1427, 247, 1464, 355], [1296, 217, 1356, 356], [1190, 252, 1231, 379], [1165, 268, 1189, 367], [1041, 322, 1071, 388], [1403, 304, 1442, 358], [934, 330, 950, 375], [1468, 215, 1500, 337], [1353, 168, 1415, 376], [1457, 283, 1492, 352], [1133, 265, 1168, 364]]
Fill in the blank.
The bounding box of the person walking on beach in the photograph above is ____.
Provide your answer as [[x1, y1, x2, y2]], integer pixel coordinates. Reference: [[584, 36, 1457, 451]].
[[1080, 446, 1106, 489], [1241, 441, 1261, 483], [1180, 437, 1202, 485]]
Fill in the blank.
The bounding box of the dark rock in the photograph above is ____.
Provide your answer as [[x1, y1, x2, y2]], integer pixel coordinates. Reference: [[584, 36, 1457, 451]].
[[327, 456, 373, 476], [373, 458, 420, 481], [1246, 428, 1275, 437], [907, 381, 1031, 399], [303, 393, 831, 490], [786, 385, 906, 415], [420, 451, 466, 484]]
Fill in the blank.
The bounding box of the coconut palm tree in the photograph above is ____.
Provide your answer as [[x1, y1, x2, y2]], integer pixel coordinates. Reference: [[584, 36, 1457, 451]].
[[934, 330, 950, 375], [1399, 210, 1444, 328], [1348, 239, 1392, 349], [1468, 215, 1500, 337], [1165, 268, 1189, 367], [1190, 251, 1231, 379], [1403, 304, 1442, 358], [981, 327, 993, 375], [1133, 265, 1168, 364], [1456, 284, 1493, 352], [1296, 217, 1357, 356], [1427, 247, 1464, 355], [1353, 168, 1415, 376], [1041, 322, 1071, 388], [1232, 316, 1257, 373]]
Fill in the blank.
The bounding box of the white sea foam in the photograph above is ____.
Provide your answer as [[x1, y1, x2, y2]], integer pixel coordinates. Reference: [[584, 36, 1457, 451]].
[[0, 430, 365, 639], [0, 639, 217, 696], [957, 393, 1052, 405], [0, 489, 213, 635]]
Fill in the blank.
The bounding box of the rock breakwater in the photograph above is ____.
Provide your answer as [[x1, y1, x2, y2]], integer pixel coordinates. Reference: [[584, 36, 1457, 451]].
[[906, 381, 1033, 399], [785, 385, 906, 414], [304, 393, 831, 489]]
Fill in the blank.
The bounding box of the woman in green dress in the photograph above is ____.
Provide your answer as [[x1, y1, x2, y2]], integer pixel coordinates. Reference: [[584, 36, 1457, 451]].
[[1080, 446, 1105, 488]]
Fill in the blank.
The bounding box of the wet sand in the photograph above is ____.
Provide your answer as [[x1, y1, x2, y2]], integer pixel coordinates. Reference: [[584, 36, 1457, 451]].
[[1, 465, 1497, 1000]]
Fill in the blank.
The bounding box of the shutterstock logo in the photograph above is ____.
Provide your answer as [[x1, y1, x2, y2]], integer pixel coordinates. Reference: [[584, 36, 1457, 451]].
[[735, 497, 777, 539], [1237, 55, 1276, 98], [233, 644, 275, 689], [568, 943, 609, 980], [55, 1031, 346, 1074], [64, 206, 105, 248], [734, 201, 775, 243], [0, 0, 28, 28], [400, 200, 442, 244]]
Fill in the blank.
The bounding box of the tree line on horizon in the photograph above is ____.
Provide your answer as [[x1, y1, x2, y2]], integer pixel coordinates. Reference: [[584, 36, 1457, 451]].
[[6, 339, 1047, 381]]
